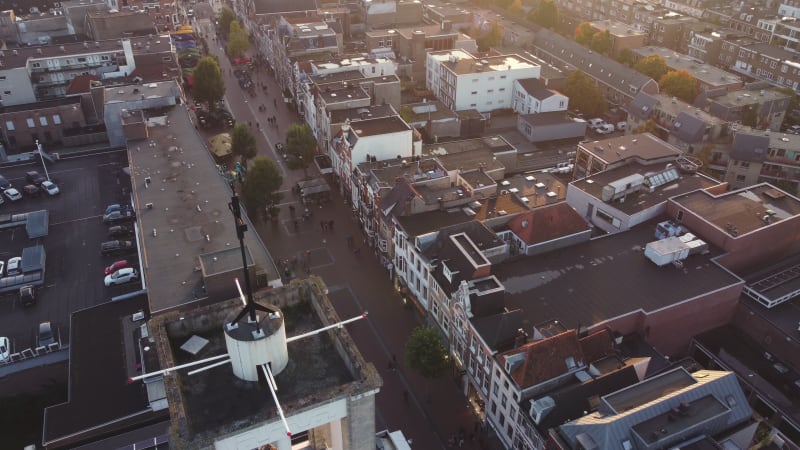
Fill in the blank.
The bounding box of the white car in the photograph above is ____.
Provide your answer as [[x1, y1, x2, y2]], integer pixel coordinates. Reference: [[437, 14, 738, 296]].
[[0, 336, 9, 361], [104, 267, 139, 286], [588, 118, 606, 129], [3, 188, 21, 202], [596, 123, 615, 134], [6, 257, 21, 276], [41, 180, 60, 195]]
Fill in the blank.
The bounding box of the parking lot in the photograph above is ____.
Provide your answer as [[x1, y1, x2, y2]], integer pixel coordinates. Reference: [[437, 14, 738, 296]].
[[0, 151, 141, 358]]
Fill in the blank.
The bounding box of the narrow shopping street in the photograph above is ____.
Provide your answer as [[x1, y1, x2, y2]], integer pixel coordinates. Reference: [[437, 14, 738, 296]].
[[191, 9, 502, 448]]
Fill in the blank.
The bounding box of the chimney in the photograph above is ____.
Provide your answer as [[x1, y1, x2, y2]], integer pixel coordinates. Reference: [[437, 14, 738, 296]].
[[441, 20, 452, 32]]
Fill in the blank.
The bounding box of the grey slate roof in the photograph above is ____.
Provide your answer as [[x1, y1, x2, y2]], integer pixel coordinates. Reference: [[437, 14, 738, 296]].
[[533, 29, 656, 94], [517, 78, 558, 100], [557, 370, 751, 450], [671, 111, 706, 144], [628, 92, 658, 121], [471, 309, 524, 352], [730, 132, 769, 163]]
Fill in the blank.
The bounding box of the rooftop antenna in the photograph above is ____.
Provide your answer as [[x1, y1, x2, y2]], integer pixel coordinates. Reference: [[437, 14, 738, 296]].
[[128, 187, 369, 438], [227, 188, 271, 328]]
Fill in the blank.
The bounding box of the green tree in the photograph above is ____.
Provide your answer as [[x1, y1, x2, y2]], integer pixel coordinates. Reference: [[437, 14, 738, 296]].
[[529, 0, 559, 29], [633, 55, 669, 81], [285, 123, 317, 176], [563, 70, 607, 117], [617, 48, 635, 66], [508, 0, 524, 17], [659, 70, 699, 103], [741, 106, 759, 127], [192, 56, 225, 109], [590, 30, 611, 54], [231, 123, 257, 165], [242, 157, 283, 221], [475, 21, 503, 51], [218, 7, 236, 37], [405, 326, 449, 380], [574, 22, 595, 45], [227, 21, 250, 59]]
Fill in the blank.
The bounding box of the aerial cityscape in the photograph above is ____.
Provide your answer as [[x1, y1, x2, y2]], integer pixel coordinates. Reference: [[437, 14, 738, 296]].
[[0, 0, 798, 449]]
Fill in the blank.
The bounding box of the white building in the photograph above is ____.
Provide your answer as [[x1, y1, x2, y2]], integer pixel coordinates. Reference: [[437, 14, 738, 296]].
[[330, 116, 416, 204], [511, 78, 568, 115], [426, 49, 541, 113]]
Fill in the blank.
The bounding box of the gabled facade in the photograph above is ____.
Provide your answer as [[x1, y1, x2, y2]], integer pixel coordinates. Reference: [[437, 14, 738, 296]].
[[511, 78, 568, 115]]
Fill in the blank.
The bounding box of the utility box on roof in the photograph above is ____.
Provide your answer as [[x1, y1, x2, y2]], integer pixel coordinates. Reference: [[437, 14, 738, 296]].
[[644, 237, 690, 266]]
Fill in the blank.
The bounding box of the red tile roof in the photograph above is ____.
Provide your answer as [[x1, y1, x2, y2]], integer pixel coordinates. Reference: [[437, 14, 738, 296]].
[[500, 330, 583, 388], [505, 202, 590, 245], [578, 329, 614, 363], [66, 74, 101, 95]]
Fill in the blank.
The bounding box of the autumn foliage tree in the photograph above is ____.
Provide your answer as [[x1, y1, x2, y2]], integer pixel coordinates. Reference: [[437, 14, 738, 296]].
[[634, 55, 669, 81], [590, 30, 611, 54], [563, 70, 607, 118], [659, 70, 699, 103], [574, 22, 595, 45]]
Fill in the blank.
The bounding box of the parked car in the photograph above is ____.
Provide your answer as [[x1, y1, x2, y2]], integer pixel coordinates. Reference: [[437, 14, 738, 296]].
[[25, 171, 47, 186], [0, 260, 4, 276], [596, 123, 615, 134], [37, 321, 55, 347], [23, 185, 41, 197], [108, 225, 135, 238], [7, 256, 21, 276], [0, 175, 11, 190], [41, 180, 59, 195], [616, 121, 627, 131], [104, 203, 133, 215], [0, 336, 9, 361], [588, 118, 606, 130], [103, 210, 136, 224], [104, 260, 131, 275], [104, 267, 139, 286], [101, 240, 135, 256], [3, 188, 21, 202], [19, 285, 35, 307], [788, 125, 800, 135]]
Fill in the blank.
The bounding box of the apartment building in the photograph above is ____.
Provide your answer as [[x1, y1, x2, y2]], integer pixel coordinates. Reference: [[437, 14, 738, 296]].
[[722, 128, 800, 194], [330, 115, 415, 205], [588, 20, 648, 58], [687, 29, 740, 64], [631, 46, 743, 93], [359, 0, 424, 28], [0, 35, 173, 106], [719, 37, 800, 92], [365, 24, 476, 81], [531, 29, 659, 107], [699, 84, 791, 131], [726, 9, 776, 43], [426, 49, 541, 113]]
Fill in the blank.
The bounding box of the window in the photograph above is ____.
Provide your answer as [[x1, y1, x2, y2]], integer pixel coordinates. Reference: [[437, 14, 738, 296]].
[[501, 394, 507, 407], [471, 91, 477, 95], [492, 383, 499, 396], [0, 76, 5, 80], [26, 118, 35, 128], [77, 57, 86, 63], [5, 120, 14, 131], [736, 175, 746, 182], [3, 91, 9, 95], [740, 161, 750, 169], [491, 401, 497, 415], [161, 56, 172, 62], [102, 55, 110, 61], [39, 116, 48, 126], [53, 114, 61, 125]]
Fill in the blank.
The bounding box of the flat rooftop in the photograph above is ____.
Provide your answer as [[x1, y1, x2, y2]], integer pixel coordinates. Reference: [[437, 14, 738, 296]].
[[319, 85, 370, 104], [403, 100, 459, 122], [429, 49, 539, 75], [670, 183, 800, 237], [313, 56, 393, 72], [128, 105, 280, 313], [0, 35, 173, 69], [105, 81, 180, 104], [605, 367, 696, 413], [493, 218, 740, 330], [589, 20, 648, 37], [42, 295, 162, 447], [708, 88, 791, 109], [151, 279, 380, 447], [571, 162, 720, 215], [578, 133, 683, 167], [632, 46, 742, 87], [351, 115, 411, 137]]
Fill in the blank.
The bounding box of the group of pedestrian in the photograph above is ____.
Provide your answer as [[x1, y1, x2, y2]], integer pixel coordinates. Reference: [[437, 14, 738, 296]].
[[319, 219, 335, 231], [267, 116, 277, 126]]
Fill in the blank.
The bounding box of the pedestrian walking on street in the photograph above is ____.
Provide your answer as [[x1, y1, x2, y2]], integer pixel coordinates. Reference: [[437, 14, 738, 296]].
[[328, 220, 334, 231]]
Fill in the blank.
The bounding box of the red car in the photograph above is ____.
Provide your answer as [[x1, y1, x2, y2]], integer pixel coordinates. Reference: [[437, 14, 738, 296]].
[[104, 260, 131, 276], [233, 57, 251, 65]]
